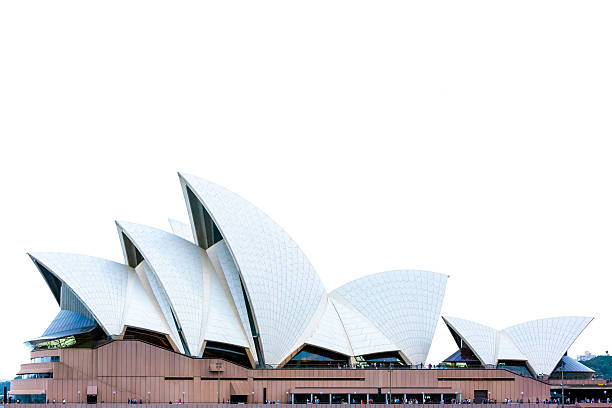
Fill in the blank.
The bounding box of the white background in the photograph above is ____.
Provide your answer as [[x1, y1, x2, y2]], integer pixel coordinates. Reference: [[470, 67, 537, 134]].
[[1, 0, 611, 380]]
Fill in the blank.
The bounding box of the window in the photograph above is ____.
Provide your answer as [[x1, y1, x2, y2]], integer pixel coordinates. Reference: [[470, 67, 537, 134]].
[[11, 394, 46, 404], [284, 345, 349, 368], [203, 341, 252, 367], [30, 356, 59, 363], [355, 351, 408, 367], [14, 373, 53, 379]]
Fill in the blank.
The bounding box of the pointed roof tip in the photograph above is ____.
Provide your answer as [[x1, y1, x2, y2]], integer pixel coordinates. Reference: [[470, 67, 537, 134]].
[[26, 252, 42, 265], [115, 220, 138, 230], [178, 172, 220, 188], [177, 171, 197, 182], [27, 251, 54, 262]]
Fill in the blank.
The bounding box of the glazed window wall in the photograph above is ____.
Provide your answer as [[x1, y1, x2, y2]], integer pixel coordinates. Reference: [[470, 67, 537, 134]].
[[497, 360, 533, 378], [11, 394, 46, 404], [14, 373, 53, 379], [30, 356, 60, 363], [284, 345, 349, 368], [355, 351, 408, 368]]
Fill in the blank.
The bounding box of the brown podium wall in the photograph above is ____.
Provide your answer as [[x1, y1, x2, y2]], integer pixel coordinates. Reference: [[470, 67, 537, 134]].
[[11, 340, 550, 403]]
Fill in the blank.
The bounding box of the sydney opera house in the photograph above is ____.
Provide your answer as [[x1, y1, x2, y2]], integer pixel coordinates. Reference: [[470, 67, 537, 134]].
[[9, 173, 605, 404]]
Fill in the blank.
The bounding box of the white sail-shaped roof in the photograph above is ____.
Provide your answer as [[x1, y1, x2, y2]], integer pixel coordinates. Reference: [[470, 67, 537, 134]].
[[443, 315, 593, 375], [332, 270, 448, 365], [123, 270, 170, 336], [29, 252, 129, 336], [207, 240, 258, 361], [300, 298, 353, 357], [168, 218, 193, 242], [116, 221, 206, 356], [503, 316, 593, 375], [442, 316, 498, 366], [201, 251, 250, 348], [497, 331, 526, 361], [134, 261, 183, 352], [330, 295, 399, 356], [179, 173, 327, 365]]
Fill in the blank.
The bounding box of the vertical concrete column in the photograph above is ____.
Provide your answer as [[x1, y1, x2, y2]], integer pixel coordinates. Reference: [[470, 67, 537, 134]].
[[366, 393, 369, 404], [348, 393, 351, 404], [385, 393, 388, 404], [310, 393, 313, 403], [329, 393, 332, 404], [291, 394, 294, 404], [403, 393, 406, 402], [422, 392, 425, 404], [441, 393, 444, 403]]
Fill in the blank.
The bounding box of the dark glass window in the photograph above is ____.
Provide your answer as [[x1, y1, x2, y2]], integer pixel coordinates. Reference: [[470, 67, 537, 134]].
[[123, 327, 173, 351], [497, 360, 534, 377], [11, 394, 46, 404], [14, 373, 53, 379], [31, 356, 60, 363], [203, 341, 252, 367], [29, 326, 106, 350], [355, 351, 407, 368], [284, 345, 349, 368]]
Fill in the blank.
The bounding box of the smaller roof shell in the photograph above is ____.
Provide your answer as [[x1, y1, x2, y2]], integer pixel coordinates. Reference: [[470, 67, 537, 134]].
[[29, 252, 130, 337], [332, 270, 448, 365], [442, 315, 593, 375]]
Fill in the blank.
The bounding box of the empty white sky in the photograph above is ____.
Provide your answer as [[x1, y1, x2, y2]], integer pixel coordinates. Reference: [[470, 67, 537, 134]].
[[1, 0, 611, 380]]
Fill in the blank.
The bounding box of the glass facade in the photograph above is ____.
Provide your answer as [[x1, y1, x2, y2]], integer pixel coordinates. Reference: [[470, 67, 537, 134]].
[[28, 326, 106, 350], [14, 373, 53, 379], [355, 351, 407, 367], [203, 341, 252, 367], [11, 394, 46, 404], [285, 345, 349, 368], [497, 360, 534, 377], [31, 355, 60, 363], [123, 327, 173, 351]]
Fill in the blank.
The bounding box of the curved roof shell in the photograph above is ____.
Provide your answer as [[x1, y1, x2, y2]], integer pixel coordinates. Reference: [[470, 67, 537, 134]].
[[28, 252, 172, 346], [116, 221, 248, 357], [504, 316, 593, 375], [179, 173, 327, 365], [295, 298, 353, 358], [29, 252, 130, 336], [329, 294, 399, 357], [116, 221, 207, 356], [168, 218, 193, 242], [332, 270, 448, 365], [442, 316, 498, 366], [443, 315, 593, 375]]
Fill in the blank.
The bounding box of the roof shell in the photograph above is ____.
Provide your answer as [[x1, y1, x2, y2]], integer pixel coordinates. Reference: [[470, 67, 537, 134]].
[[332, 270, 448, 365], [497, 331, 526, 361], [442, 315, 593, 375], [442, 316, 497, 366], [299, 298, 353, 357], [29, 252, 129, 336], [329, 295, 399, 357], [179, 173, 327, 365], [503, 316, 593, 375], [168, 218, 193, 242], [123, 270, 170, 336], [116, 221, 207, 356], [207, 240, 259, 362]]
